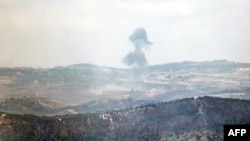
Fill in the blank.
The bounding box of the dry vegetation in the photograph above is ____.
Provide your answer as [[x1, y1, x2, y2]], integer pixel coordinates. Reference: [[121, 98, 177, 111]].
[[0, 97, 249, 140]]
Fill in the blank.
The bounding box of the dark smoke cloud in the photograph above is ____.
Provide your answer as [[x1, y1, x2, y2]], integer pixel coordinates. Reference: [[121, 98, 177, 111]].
[[123, 28, 153, 67]]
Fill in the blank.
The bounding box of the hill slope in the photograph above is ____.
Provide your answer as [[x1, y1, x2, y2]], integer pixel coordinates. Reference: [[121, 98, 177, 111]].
[[0, 97, 249, 140], [1, 60, 250, 110]]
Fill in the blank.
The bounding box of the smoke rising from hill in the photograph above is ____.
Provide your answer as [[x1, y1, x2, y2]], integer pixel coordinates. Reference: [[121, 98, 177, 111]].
[[123, 28, 153, 67]]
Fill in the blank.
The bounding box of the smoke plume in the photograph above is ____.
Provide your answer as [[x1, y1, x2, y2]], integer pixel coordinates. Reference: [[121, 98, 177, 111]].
[[123, 28, 153, 67]]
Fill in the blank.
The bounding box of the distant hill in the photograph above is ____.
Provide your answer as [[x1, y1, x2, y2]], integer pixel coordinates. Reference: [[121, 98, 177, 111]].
[[0, 60, 250, 112], [0, 97, 249, 140], [149, 60, 250, 73]]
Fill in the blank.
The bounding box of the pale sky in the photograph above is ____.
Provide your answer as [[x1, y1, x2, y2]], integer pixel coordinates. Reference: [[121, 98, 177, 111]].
[[0, 0, 249, 68]]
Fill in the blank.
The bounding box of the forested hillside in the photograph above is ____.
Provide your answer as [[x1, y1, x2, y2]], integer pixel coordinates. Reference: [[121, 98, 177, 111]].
[[0, 96, 249, 141]]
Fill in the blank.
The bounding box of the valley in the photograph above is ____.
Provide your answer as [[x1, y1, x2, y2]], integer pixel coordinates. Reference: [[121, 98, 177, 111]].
[[0, 60, 250, 140], [0, 60, 249, 114]]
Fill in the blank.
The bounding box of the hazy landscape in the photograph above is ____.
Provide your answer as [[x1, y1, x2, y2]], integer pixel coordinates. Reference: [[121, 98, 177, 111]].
[[1, 0, 250, 140], [0, 60, 250, 140], [0, 60, 250, 115]]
